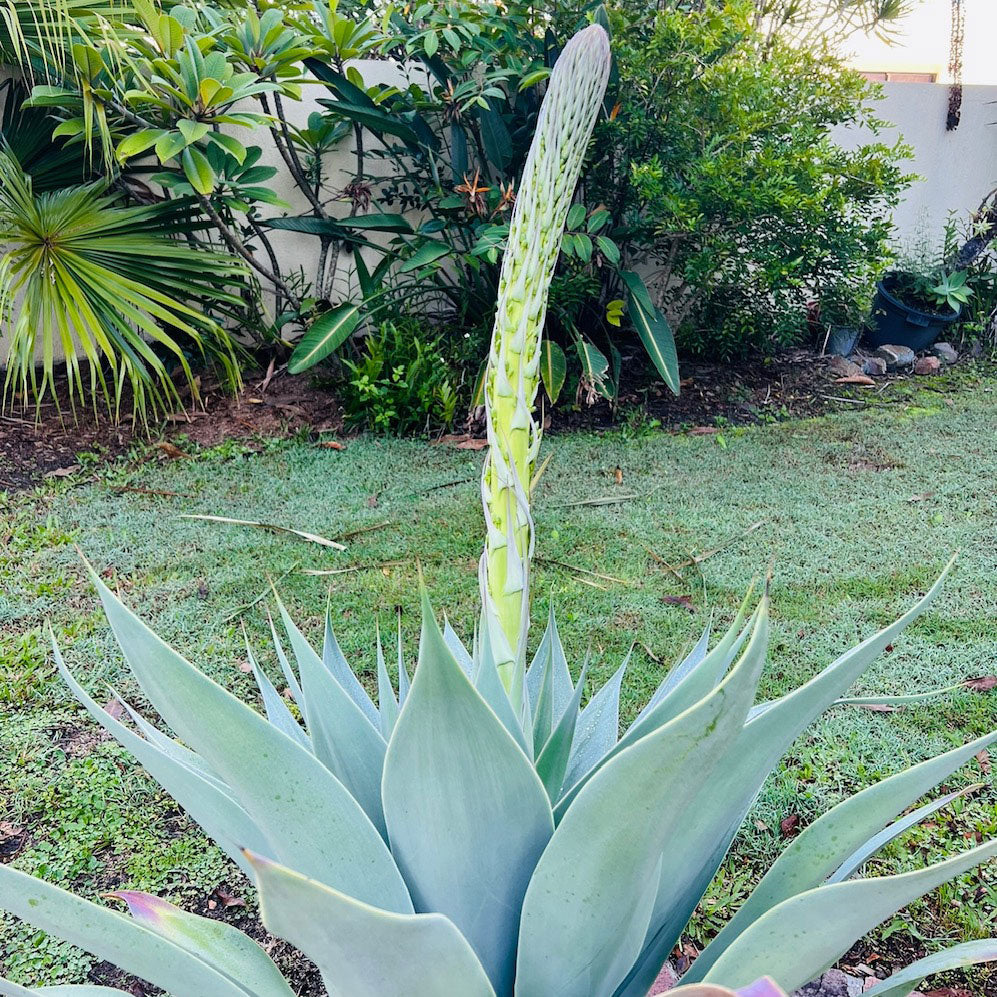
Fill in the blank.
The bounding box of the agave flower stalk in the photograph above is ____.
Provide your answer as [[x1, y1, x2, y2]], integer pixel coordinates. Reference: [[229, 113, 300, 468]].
[[480, 24, 611, 685]]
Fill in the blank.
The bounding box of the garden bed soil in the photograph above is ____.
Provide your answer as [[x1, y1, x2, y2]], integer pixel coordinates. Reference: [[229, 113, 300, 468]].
[[0, 351, 835, 493], [0, 367, 344, 493]]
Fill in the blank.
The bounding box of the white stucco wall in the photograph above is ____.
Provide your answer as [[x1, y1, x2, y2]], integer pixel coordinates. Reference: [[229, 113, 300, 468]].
[[830, 81, 997, 248]]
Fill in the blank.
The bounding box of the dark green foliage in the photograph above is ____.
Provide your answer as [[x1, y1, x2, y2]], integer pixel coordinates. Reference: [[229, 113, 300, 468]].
[[339, 320, 463, 434], [586, 0, 913, 359]]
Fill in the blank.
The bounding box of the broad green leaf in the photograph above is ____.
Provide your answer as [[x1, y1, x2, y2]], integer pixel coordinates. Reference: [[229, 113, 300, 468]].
[[276, 597, 388, 838], [566, 203, 586, 230], [863, 939, 997, 997], [596, 235, 620, 264], [423, 29, 439, 57], [108, 891, 294, 997], [54, 640, 268, 877], [478, 99, 511, 171], [338, 212, 414, 233], [382, 591, 553, 995], [206, 132, 247, 164], [0, 866, 247, 997], [621, 270, 679, 395], [690, 729, 997, 979], [116, 129, 167, 162], [517, 601, 769, 997], [181, 146, 214, 194], [518, 69, 550, 90], [177, 119, 210, 146], [248, 852, 495, 997], [398, 240, 450, 274], [288, 302, 361, 373], [702, 839, 997, 992], [539, 339, 566, 404], [86, 565, 412, 913], [154, 130, 187, 163], [615, 564, 957, 997], [575, 336, 608, 384]]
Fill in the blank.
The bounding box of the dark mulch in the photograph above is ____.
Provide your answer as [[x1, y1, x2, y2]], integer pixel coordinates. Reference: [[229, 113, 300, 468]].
[[0, 366, 344, 493], [0, 348, 897, 493]]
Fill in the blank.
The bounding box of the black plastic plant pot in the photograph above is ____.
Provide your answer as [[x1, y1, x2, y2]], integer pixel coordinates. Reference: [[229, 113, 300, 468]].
[[866, 274, 961, 351]]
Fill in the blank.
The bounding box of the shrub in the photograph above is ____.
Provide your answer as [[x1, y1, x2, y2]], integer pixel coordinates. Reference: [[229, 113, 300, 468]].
[[587, 0, 913, 358], [340, 320, 462, 434]]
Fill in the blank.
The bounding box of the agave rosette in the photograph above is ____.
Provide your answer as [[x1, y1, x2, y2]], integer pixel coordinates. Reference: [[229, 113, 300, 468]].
[[2, 18, 997, 997]]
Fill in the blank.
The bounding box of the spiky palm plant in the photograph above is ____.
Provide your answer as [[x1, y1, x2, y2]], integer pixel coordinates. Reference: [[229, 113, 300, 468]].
[[0, 151, 245, 420], [1, 22, 996, 997]]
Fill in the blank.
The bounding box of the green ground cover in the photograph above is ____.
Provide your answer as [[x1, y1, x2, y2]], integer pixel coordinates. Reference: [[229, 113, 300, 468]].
[[2, 366, 997, 987]]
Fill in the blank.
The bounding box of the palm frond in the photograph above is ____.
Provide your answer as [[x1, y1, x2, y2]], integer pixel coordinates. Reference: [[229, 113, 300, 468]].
[[0, 151, 248, 423]]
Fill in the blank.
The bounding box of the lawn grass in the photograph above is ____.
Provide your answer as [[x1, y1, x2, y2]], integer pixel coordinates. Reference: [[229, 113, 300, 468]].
[[2, 364, 997, 988]]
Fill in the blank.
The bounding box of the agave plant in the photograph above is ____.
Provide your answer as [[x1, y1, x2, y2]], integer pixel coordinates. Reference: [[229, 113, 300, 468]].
[[2, 20, 997, 997]]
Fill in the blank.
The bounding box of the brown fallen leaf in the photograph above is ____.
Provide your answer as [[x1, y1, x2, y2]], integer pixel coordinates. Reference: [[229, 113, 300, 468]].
[[965, 675, 997, 692], [434, 433, 488, 450], [237, 659, 253, 673], [44, 465, 80, 478], [835, 374, 876, 386], [154, 441, 191, 460], [923, 989, 972, 997], [102, 698, 124, 720], [780, 814, 800, 838], [687, 426, 719, 435], [855, 703, 899, 712], [213, 886, 245, 908], [614, 466, 624, 485], [977, 748, 992, 775], [908, 491, 935, 503], [317, 440, 346, 451], [661, 594, 695, 612]]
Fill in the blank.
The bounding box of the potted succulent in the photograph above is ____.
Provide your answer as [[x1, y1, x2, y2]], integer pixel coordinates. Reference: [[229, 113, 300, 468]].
[[867, 267, 972, 350]]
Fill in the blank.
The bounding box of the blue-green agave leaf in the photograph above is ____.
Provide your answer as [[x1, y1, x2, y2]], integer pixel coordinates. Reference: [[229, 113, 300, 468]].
[[323, 603, 380, 726], [616, 561, 956, 997], [108, 891, 294, 997], [689, 729, 997, 979], [248, 852, 495, 997], [376, 625, 401, 737], [0, 866, 248, 997], [862, 938, 997, 997], [277, 596, 388, 838], [54, 640, 267, 877], [516, 598, 769, 997], [702, 838, 997, 992], [86, 564, 412, 913], [246, 640, 310, 751], [382, 590, 553, 996]]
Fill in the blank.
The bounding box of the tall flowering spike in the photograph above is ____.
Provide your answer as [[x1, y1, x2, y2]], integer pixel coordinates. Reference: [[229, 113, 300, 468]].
[[480, 24, 611, 684]]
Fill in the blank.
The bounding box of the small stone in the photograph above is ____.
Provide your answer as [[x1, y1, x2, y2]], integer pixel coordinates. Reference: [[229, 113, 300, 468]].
[[862, 357, 888, 377], [792, 969, 864, 997], [874, 344, 916, 371], [914, 355, 941, 375], [827, 355, 862, 378], [647, 962, 679, 994], [932, 341, 959, 364]]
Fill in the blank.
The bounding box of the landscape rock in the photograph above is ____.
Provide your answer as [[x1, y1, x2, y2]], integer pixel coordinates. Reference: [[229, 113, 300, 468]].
[[827, 355, 862, 378], [874, 344, 916, 371], [792, 969, 864, 997], [862, 356, 888, 377], [914, 355, 941, 376], [932, 341, 959, 364]]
